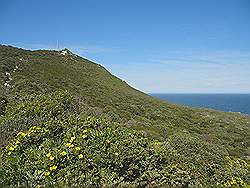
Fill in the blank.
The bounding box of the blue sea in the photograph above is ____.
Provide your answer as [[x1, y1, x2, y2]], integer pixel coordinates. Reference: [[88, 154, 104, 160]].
[[150, 94, 250, 115]]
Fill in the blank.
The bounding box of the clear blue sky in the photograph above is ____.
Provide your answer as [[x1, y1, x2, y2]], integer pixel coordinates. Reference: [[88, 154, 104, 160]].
[[1, 0, 250, 93]]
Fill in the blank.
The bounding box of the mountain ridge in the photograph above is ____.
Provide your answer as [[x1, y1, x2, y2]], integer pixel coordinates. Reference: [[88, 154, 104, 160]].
[[0, 44, 249, 186], [0, 44, 249, 149]]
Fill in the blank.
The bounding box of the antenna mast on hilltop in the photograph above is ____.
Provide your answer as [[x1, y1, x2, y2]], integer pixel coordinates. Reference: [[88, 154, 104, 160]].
[[57, 40, 59, 51]]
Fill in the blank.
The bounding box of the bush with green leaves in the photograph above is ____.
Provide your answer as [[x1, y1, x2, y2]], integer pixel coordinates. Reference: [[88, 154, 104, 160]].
[[0, 115, 188, 186], [0, 91, 249, 187], [0, 91, 75, 147]]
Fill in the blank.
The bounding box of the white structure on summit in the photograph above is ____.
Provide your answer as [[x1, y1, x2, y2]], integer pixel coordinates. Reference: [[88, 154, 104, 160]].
[[60, 48, 74, 56]]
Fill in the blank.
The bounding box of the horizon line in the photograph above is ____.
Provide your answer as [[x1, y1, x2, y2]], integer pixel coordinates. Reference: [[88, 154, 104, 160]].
[[149, 93, 250, 94]]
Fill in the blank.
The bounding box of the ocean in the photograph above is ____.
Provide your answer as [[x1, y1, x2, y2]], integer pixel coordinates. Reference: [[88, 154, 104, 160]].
[[150, 94, 250, 115]]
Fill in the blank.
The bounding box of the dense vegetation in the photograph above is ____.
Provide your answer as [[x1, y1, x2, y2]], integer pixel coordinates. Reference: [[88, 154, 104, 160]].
[[0, 45, 249, 187]]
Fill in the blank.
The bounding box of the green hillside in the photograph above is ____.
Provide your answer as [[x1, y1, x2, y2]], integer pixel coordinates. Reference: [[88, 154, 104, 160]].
[[0, 45, 249, 187]]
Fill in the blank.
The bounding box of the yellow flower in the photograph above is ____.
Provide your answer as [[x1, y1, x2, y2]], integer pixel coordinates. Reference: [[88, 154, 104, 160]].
[[70, 136, 75, 142], [83, 129, 88, 133], [44, 171, 51, 176], [9, 146, 14, 151], [7, 152, 12, 155], [82, 134, 87, 139], [78, 154, 83, 159], [60, 151, 67, 156], [232, 179, 236, 184], [15, 140, 20, 144], [75, 147, 81, 151], [49, 156, 54, 160], [69, 144, 74, 148], [115, 152, 119, 156], [65, 143, 71, 147], [50, 165, 57, 171], [37, 185, 41, 188], [46, 153, 51, 157], [17, 131, 26, 137], [17, 132, 23, 136]]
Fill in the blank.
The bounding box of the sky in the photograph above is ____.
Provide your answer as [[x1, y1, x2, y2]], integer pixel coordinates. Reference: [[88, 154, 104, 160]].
[[1, 0, 250, 93]]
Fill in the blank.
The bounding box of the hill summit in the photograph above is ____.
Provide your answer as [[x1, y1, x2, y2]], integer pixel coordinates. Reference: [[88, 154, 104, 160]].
[[0, 45, 249, 187]]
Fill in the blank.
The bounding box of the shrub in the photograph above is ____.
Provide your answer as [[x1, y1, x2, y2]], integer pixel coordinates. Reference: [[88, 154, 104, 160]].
[[0, 91, 249, 187]]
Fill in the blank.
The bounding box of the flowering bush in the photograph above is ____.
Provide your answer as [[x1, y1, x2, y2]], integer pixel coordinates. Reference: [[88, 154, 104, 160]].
[[0, 91, 249, 187]]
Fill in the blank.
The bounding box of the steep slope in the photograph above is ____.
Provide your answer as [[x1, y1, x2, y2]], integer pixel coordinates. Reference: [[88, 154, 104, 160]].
[[0, 45, 249, 187], [0, 45, 249, 157]]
